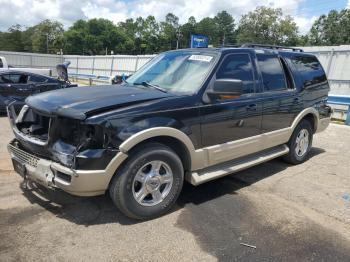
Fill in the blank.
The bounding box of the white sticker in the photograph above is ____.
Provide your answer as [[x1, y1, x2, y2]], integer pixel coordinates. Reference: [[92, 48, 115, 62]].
[[188, 55, 213, 62]]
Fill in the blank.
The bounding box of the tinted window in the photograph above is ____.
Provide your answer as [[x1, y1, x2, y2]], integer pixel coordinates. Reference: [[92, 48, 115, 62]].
[[291, 55, 326, 87], [0, 75, 11, 83], [29, 75, 47, 83], [216, 54, 254, 93], [0, 58, 3, 68], [9, 74, 28, 84], [257, 53, 286, 91]]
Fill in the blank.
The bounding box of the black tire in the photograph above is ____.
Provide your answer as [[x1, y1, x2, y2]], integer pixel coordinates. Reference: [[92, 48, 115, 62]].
[[283, 119, 313, 165], [109, 142, 184, 220]]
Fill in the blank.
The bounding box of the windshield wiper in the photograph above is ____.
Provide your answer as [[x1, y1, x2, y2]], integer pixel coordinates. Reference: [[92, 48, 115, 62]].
[[134, 81, 168, 93]]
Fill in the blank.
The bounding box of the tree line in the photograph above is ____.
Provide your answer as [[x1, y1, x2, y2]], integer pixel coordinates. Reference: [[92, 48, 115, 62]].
[[0, 7, 349, 55]]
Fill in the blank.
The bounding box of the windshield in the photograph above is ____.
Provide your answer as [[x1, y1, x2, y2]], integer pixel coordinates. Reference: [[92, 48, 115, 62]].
[[126, 51, 217, 94]]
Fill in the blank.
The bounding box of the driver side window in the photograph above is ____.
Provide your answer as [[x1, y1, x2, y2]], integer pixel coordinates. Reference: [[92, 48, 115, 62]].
[[216, 53, 255, 94]]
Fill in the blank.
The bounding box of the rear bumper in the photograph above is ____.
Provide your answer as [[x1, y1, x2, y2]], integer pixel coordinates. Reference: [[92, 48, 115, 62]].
[[8, 140, 128, 196]]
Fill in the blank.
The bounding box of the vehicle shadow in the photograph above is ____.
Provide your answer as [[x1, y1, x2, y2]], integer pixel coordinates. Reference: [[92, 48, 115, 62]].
[[19, 147, 325, 226], [177, 147, 325, 206]]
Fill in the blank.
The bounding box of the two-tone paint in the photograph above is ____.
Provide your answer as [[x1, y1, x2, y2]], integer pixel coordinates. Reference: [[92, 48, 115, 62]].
[[7, 48, 331, 196]]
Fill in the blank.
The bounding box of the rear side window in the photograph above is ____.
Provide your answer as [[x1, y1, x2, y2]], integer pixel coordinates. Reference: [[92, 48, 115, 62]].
[[291, 55, 327, 87], [9, 74, 28, 84], [257, 53, 287, 92], [29, 75, 47, 83], [0, 75, 10, 83], [216, 53, 255, 93], [0, 58, 3, 68]]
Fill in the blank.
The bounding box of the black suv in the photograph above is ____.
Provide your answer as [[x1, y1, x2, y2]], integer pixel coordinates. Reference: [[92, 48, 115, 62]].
[[7, 45, 331, 219]]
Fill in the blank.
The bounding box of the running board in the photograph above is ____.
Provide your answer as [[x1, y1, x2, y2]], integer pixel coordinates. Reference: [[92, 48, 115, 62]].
[[188, 144, 289, 186]]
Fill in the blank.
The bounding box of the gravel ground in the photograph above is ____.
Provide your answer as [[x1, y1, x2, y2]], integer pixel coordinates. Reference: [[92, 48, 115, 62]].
[[1, 116, 350, 262]]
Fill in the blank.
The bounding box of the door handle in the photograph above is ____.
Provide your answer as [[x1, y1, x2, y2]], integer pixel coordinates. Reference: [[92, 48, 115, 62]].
[[246, 104, 257, 111]]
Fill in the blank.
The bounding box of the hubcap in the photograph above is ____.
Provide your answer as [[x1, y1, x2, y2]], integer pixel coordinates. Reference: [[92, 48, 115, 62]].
[[132, 160, 173, 206], [295, 129, 309, 157]]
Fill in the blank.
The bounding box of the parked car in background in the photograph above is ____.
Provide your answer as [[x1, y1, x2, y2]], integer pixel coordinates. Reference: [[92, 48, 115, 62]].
[[7, 44, 331, 220], [0, 63, 75, 113], [0, 56, 52, 76]]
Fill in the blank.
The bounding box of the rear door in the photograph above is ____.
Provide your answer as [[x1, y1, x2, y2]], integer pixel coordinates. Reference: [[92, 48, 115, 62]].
[[0, 74, 12, 109], [257, 52, 302, 132], [5, 73, 33, 100], [0, 74, 12, 95], [28, 74, 60, 92]]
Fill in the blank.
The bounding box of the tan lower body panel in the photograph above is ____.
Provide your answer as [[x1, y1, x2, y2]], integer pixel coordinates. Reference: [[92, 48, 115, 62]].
[[194, 128, 291, 170], [188, 144, 289, 186]]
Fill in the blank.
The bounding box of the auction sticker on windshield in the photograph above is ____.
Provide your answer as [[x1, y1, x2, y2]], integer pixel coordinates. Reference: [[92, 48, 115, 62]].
[[188, 55, 213, 62]]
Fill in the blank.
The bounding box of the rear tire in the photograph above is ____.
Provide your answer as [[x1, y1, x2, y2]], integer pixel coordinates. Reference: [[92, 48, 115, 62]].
[[283, 120, 313, 165], [109, 143, 184, 220]]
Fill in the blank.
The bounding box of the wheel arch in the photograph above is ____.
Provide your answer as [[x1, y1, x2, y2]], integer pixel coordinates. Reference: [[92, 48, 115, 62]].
[[291, 108, 319, 133], [119, 127, 196, 172]]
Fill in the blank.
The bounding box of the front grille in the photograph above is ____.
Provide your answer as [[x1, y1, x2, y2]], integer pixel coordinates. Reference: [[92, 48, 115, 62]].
[[8, 143, 40, 168]]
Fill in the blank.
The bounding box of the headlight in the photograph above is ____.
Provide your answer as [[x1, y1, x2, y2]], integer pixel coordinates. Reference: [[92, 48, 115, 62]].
[[51, 140, 76, 167]]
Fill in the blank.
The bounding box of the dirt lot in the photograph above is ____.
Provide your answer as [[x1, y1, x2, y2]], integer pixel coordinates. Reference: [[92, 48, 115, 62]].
[[1, 116, 350, 261]]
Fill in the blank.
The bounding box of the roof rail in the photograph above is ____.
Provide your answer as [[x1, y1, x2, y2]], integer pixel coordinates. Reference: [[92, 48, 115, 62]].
[[240, 43, 303, 52], [215, 44, 240, 48]]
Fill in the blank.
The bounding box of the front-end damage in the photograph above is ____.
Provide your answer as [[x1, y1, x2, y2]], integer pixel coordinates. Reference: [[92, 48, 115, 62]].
[[7, 103, 124, 196]]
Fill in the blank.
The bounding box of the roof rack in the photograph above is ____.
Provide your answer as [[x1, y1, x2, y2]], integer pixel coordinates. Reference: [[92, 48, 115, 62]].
[[240, 43, 303, 52], [215, 44, 240, 48]]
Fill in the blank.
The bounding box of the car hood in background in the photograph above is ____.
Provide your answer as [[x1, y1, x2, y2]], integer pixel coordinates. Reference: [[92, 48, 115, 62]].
[[25, 85, 172, 120]]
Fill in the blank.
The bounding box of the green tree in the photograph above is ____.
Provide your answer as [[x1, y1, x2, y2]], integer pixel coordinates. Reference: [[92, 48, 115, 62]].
[[31, 20, 64, 53], [118, 18, 138, 54], [62, 20, 87, 54], [180, 16, 197, 48], [196, 17, 219, 45], [139, 16, 160, 53], [214, 11, 236, 45], [159, 13, 180, 50], [5, 24, 24, 51], [308, 9, 350, 45], [63, 18, 128, 55], [0, 24, 29, 52], [236, 7, 299, 46]]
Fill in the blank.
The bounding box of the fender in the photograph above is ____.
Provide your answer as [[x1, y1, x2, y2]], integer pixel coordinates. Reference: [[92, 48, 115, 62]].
[[119, 127, 206, 171]]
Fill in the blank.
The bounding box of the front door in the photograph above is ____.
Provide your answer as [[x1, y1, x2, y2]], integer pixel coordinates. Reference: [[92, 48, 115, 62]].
[[200, 53, 263, 164]]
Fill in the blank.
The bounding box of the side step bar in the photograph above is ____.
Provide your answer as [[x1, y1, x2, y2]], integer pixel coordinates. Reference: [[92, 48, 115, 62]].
[[188, 144, 289, 186]]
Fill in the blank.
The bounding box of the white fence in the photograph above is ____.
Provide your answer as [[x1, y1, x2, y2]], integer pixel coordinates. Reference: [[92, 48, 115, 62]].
[[0, 51, 64, 75], [1, 46, 350, 96], [302, 45, 350, 96], [64, 54, 154, 77], [0, 51, 154, 77]]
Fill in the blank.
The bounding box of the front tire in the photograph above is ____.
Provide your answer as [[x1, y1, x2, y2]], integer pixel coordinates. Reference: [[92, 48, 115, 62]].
[[283, 119, 313, 165], [109, 143, 184, 220]]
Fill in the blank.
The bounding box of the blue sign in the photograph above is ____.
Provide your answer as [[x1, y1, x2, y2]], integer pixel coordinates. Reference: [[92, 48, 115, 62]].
[[190, 34, 209, 48]]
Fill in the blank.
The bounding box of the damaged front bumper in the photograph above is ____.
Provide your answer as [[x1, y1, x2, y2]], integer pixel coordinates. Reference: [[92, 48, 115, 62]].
[[8, 140, 128, 196]]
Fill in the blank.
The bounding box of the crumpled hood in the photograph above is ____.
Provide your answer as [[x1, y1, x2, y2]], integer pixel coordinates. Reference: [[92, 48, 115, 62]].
[[25, 85, 171, 120]]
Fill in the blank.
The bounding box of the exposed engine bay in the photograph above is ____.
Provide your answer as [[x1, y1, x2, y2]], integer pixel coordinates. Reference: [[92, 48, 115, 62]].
[[8, 105, 116, 170]]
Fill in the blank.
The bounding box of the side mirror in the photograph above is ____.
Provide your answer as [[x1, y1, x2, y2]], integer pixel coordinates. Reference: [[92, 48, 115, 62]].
[[207, 79, 243, 101]]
